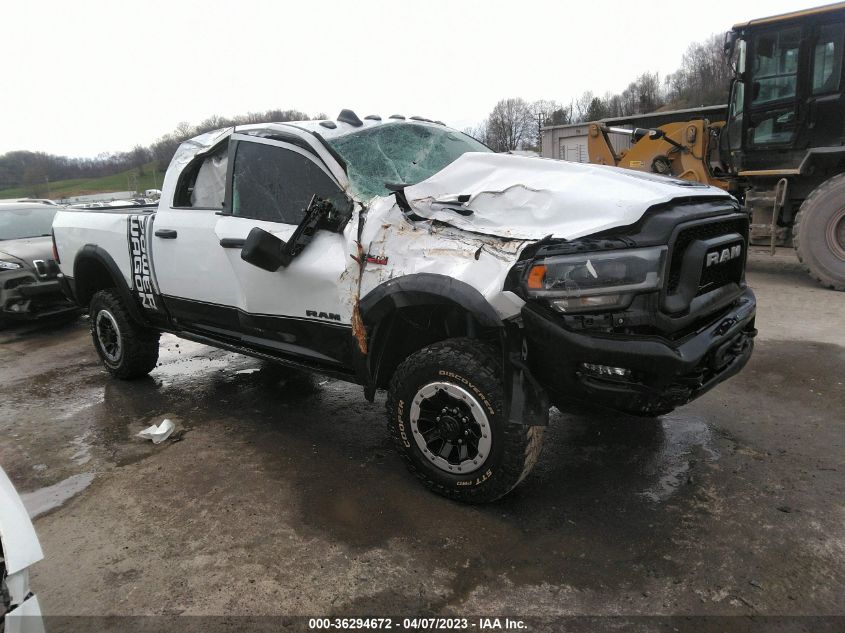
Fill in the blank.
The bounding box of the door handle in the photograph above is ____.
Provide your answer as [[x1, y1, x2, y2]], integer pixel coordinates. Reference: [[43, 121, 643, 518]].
[[154, 229, 178, 239], [219, 238, 246, 249]]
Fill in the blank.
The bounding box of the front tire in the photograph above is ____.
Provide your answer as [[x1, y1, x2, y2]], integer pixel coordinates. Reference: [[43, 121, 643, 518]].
[[386, 338, 545, 503], [89, 289, 160, 379], [793, 173, 845, 291]]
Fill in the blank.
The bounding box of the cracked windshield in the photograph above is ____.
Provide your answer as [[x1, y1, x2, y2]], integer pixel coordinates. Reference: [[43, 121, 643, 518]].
[[327, 122, 490, 200]]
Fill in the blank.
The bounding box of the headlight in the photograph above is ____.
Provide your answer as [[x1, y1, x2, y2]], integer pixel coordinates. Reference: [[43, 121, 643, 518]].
[[524, 246, 667, 313], [0, 260, 23, 271]]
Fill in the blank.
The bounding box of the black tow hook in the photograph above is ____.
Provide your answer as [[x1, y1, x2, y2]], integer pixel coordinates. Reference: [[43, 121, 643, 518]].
[[714, 316, 738, 336]]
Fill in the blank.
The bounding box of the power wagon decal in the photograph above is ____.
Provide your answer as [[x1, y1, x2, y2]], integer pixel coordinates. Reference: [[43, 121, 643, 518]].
[[127, 215, 163, 313]]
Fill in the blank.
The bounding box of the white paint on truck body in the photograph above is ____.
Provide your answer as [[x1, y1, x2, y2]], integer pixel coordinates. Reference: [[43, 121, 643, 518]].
[[53, 118, 735, 328]]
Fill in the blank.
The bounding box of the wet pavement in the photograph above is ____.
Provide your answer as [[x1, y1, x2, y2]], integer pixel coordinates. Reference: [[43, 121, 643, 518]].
[[0, 248, 843, 622]]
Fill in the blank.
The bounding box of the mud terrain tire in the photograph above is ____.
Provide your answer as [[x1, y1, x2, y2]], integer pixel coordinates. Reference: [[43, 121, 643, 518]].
[[387, 338, 545, 503], [89, 289, 160, 379]]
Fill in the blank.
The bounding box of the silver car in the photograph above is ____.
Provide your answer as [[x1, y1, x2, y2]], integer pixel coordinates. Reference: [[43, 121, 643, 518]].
[[0, 203, 79, 326]]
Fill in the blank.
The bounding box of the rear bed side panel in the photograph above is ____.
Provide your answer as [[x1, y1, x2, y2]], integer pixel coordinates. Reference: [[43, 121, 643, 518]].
[[53, 210, 139, 288]]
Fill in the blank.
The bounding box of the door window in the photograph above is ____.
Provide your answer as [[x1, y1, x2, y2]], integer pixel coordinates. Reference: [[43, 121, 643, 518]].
[[752, 108, 798, 145], [812, 23, 844, 94], [751, 27, 801, 105], [231, 141, 347, 225], [173, 143, 228, 209]]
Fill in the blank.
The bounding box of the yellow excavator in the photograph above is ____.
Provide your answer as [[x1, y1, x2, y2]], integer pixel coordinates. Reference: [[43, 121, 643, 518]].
[[587, 2, 845, 291]]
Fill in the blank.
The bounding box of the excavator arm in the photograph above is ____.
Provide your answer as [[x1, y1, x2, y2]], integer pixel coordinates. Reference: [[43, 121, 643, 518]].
[[587, 120, 732, 191]]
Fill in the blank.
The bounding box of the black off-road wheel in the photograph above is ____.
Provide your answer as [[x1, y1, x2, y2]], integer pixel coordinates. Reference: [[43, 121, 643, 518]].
[[386, 338, 545, 503], [89, 289, 160, 379], [793, 173, 845, 291]]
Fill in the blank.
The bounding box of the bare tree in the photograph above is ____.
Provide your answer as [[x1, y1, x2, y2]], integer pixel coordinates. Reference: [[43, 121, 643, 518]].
[[22, 164, 48, 198], [529, 100, 563, 149], [573, 91, 595, 122], [484, 98, 535, 152], [462, 122, 488, 144], [664, 34, 732, 108]]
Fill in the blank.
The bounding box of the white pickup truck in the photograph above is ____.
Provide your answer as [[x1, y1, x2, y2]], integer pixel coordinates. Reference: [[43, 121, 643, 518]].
[[52, 110, 757, 502]]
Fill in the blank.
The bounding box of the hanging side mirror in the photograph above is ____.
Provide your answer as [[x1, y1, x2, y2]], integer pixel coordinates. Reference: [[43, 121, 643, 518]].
[[240, 195, 353, 272], [241, 227, 285, 272]]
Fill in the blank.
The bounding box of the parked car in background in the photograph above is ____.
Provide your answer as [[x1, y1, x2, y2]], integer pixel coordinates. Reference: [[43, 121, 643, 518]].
[[1, 467, 45, 633], [0, 202, 80, 326]]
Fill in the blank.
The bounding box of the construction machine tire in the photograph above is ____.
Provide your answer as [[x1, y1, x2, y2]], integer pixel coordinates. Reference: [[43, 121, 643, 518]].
[[793, 173, 845, 291]]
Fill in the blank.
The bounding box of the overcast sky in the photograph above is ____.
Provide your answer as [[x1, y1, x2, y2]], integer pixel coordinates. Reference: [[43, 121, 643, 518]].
[[0, 0, 824, 157]]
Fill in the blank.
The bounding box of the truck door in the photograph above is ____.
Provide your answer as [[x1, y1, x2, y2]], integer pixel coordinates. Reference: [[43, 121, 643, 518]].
[[152, 139, 244, 333], [215, 134, 355, 367]]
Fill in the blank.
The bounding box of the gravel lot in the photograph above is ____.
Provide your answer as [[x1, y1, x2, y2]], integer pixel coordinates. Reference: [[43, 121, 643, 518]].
[[1, 248, 843, 630]]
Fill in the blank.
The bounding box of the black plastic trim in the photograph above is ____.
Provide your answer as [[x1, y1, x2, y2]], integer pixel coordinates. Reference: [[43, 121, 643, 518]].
[[359, 273, 503, 329], [163, 295, 354, 368], [72, 244, 149, 325]]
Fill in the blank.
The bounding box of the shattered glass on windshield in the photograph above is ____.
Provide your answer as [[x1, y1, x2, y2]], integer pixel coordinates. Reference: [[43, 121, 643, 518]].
[[327, 123, 490, 200]]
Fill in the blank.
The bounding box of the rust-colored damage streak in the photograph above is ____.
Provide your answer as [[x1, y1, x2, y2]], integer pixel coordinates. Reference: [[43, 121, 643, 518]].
[[350, 240, 368, 355]]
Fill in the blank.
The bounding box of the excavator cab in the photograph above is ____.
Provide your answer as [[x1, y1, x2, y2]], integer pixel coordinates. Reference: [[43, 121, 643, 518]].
[[722, 5, 845, 175], [721, 3, 845, 289]]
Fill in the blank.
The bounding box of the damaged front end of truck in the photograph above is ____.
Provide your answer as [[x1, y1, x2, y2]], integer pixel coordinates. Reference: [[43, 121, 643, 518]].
[[332, 137, 755, 422]]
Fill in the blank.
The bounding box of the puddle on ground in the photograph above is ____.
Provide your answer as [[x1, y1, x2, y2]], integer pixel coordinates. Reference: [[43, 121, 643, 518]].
[[20, 472, 95, 519], [639, 415, 719, 503]]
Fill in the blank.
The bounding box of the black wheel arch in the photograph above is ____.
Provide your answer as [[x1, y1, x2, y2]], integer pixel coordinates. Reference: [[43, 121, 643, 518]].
[[73, 245, 149, 326], [359, 273, 549, 426]]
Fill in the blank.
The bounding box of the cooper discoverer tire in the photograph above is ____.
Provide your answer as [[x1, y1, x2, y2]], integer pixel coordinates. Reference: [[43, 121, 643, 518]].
[[386, 338, 545, 503], [793, 173, 845, 291], [89, 289, 160, 379]]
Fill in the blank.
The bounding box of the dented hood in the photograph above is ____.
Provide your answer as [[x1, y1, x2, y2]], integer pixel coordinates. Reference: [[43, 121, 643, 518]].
[[403, 153, 733, 240]]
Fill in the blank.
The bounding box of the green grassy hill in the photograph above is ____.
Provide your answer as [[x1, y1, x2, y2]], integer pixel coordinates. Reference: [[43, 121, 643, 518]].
[[0, 162, 163, 200]]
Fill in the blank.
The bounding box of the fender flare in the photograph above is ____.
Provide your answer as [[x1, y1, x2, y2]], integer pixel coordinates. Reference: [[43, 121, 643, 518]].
[[359, 273, 503, 394], [73, 244, 149, 325], [358, 273, 503, 329], [359, 273, 549, 426]]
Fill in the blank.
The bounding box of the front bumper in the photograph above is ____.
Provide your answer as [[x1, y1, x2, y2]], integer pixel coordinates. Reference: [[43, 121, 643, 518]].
[[0, 273, 80, 321], [523, 287, 757, 415]]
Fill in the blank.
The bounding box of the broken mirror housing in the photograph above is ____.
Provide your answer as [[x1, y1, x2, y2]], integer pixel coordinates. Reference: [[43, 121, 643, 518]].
[[241, 195, 352, 272], [524, 246, 667, 313]]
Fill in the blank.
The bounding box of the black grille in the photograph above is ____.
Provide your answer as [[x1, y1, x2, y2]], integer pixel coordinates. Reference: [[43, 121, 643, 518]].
[[4, 275, 36, 290], [697, 245, 744, 295], [667, 218, 748, 294]]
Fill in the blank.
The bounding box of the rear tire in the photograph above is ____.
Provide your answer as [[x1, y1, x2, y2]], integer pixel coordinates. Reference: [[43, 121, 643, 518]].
[[89, 289, 160, 379], [386, 338, 545, 503], [793, 173, 845, 291]]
